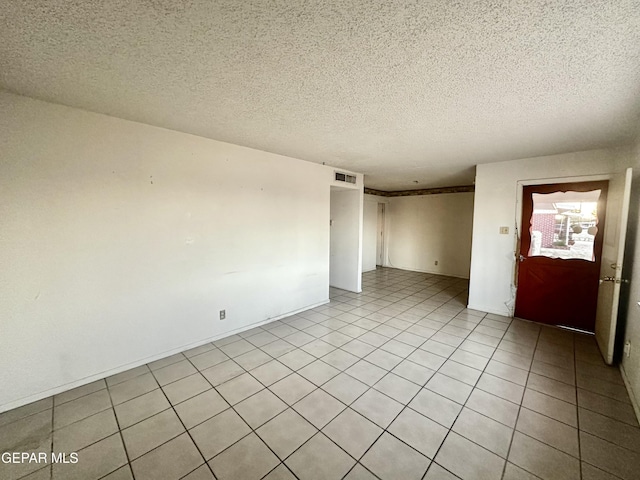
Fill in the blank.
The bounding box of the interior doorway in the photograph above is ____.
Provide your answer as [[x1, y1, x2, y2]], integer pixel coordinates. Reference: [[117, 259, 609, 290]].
[[376, 203, 385, 266], [329, 186, 363, 292], [515, 181, 608, 332]]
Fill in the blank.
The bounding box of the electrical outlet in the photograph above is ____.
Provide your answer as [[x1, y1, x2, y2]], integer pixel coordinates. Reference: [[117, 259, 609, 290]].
[[624, 341, 631, 358], [219, 310, 226, 320], [434, 260, 438, 266], [499, 226, 509, 234]]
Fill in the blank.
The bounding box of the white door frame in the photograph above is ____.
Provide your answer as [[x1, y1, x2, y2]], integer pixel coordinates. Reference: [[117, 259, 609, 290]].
[[376, 203, 385, 266]]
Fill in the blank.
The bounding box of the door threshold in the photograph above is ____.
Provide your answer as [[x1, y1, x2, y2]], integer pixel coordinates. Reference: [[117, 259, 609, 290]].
[[557, 325, 595, 336]]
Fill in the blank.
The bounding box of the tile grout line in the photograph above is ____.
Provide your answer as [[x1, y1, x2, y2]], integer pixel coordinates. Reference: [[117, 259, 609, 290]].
[[104, 378, 138, 480], [181, 346, 304, 480], [258, 274, 470, 478], [325, 283, 482, 478], [500, 323, 542, 480], [155, 368, 220, 480], [417, 311, 513, 479], [302, 277, 472, 479], [575, 333, 583, 480], [213, 277, 436, 479], [44, 383, 129, 480]]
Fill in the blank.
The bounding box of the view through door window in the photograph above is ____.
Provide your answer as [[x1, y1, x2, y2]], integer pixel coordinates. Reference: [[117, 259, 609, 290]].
[[528, 189, 601, 261]]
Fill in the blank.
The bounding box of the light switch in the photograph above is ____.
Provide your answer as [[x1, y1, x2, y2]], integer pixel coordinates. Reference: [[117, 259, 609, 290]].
[[499, 226, 509, 234]]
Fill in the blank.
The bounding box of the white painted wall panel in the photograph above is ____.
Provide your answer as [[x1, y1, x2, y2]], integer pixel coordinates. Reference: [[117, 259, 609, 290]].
[[0, 92, 335, 411], [330, 188, 363, 292]]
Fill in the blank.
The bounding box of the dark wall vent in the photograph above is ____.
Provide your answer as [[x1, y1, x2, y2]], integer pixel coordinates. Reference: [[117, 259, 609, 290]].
[[335, 172, 357, 184]]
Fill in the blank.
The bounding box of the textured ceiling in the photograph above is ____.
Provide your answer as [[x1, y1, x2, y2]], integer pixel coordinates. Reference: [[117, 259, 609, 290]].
[[2, 1, 640, 190]]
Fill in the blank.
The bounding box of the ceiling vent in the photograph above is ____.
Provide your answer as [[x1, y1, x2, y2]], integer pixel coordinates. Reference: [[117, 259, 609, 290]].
[[335, 172, 357, 184]]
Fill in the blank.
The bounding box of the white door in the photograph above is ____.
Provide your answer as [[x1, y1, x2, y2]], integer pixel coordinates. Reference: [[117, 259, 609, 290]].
[[595, 168, 633, 364], [376, 203, 385, 265]]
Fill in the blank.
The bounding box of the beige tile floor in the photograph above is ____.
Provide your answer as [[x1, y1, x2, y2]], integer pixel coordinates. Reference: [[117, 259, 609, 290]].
[[1, 268, 640, 480]]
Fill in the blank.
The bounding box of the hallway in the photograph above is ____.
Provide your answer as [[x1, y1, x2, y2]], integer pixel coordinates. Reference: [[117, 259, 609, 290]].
[[1, 268, 639, 480]]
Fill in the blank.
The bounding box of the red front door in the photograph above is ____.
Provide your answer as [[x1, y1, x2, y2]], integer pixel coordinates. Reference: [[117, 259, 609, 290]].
[[514, 181, 608, 332]]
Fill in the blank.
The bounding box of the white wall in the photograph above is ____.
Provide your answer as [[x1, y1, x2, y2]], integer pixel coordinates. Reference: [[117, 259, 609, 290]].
[[384, 193, 474, 278], [363, 194, 388, 272], [621, 134, 640, 418], [0, 91, 339, 412], [468, 148, 630, 316], [330, 184, 364, 292]]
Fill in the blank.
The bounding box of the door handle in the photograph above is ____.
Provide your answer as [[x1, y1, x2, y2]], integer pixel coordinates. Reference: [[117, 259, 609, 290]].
[[600, 276, 630, 284], [518, 255, 526, 262]]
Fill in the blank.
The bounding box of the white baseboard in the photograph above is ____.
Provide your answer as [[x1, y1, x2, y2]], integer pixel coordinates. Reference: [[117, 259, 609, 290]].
[[383, 264, 470, 280], [0, 299, 329, 414], [466, 303, 511, 317]]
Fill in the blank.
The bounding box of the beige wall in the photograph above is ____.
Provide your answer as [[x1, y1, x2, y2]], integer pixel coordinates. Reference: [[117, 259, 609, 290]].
[[362, 193, 474, 278], [386, 193, 475, 278]]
